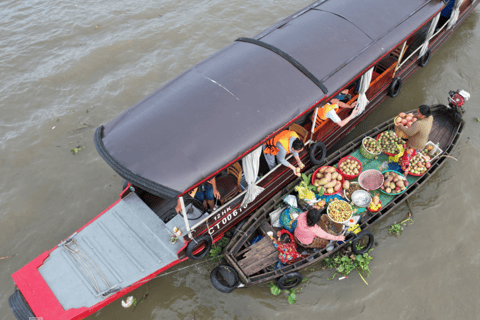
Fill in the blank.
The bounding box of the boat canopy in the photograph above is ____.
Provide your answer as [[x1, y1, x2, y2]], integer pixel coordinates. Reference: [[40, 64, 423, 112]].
[[94, 0, 444, 199]]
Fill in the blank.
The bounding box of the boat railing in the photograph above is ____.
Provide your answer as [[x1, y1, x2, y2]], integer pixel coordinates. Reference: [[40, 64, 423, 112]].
[[187, 142, 314, 235], [398, 18, 450, 70]]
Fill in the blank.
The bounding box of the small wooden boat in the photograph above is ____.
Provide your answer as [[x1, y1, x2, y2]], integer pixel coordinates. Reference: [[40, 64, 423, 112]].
[[213, 93, 467, 292]]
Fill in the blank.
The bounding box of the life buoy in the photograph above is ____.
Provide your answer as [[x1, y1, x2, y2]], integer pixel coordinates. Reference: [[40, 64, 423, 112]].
[[186, 234, 212, 260], [387, 77, 402, 98], [210, 265, 240, 293], [309, 140, 327, 166], [351, 230, 374, 255], [419, 48, 431, 67], [277, 272, 303, 290]]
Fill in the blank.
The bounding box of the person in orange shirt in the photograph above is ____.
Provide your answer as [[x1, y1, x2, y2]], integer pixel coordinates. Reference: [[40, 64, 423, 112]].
[[263, 130, 305, 175], [318, 90, 359, 127]]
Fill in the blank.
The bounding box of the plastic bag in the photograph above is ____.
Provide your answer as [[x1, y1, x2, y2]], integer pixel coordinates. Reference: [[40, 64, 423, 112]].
[[283, 195, 298, 208], [269, 207, 285, 228], [280, 207, 301, 233]]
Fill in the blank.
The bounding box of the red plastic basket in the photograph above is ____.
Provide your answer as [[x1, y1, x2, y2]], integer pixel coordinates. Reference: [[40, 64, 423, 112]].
[[311, 166, 344, 196], [367, 200, 383, 213], [376, 133, 398, 157], [338, 156, 363, 180]]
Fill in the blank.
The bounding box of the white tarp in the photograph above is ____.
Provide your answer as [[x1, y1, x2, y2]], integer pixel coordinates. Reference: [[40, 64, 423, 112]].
[[447, 0, 464, 30], [354, 67, 374, 118], [420, 13, 441, 57], [241, 146, 265, 207]]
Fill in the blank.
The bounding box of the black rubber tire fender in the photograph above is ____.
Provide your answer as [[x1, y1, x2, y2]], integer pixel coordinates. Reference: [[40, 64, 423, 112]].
[[351, 230, 374, 255], [418, 48, 431, 67], [387, 77, 402, 98], [309, 140, 327, 166], [210, 265, 239, 293], [277, 272, 303, 290], [186, 234, 212, 260]]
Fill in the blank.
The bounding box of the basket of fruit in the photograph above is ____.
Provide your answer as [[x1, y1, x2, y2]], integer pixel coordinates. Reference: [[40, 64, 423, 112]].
[[367, 193, 382, 213], [407, 154, 431, 176], [376, 131, 405, 156], [379, 170, 408, 195], [394, 112, 418, 139], [338, 156, 362, 180], [327, 199, 353, 224], [359, 137, 381, 159], [312, 166, 344, 196], [420, 141, 443, 162], [358, 169, 384, 191]]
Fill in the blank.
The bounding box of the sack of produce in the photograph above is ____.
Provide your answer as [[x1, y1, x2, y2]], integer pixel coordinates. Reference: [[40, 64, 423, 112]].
[[280, 207, 301, 233]]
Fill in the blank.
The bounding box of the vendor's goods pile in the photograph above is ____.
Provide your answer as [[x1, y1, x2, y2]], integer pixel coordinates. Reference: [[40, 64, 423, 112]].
[[368, 193, 382, 212], [339, 157, 361, 178], [360, 137, 381, 159], [377, 131, 404, 155], [409, 154, 431, 175], [380, 171, 408, 194], [313, 166, 343, 195], [395, 112, 418, 128], [343, 182, 362, 200], [327, 199, 352, 223]]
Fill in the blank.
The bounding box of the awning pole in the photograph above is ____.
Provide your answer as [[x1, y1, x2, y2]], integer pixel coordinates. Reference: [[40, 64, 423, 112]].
[[308, 107, 319, 144], [179, 196, 192, 238]]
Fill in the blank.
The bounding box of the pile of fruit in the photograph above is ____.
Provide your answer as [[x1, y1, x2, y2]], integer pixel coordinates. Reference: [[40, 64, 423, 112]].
[[368, 193, 382, 211], [377, 131, 404, 155], [408, 154, 431, 175], [363, 137, 381, 154], [313, 166, 343, 194], [395, 112, 418, 128], [380, 171, 408, 194], [339, 157, 361, 177]]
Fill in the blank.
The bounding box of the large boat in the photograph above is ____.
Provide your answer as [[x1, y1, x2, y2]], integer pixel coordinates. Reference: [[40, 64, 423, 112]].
[[9, 1, 478, 319], [212, 93, 467, 292]]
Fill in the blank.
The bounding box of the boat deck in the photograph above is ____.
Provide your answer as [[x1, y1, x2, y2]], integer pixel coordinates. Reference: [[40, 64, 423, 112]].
[[37, 193, 204, 310]]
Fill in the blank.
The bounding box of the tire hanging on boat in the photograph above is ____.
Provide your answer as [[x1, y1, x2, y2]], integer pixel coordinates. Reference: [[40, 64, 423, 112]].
[[210, 265, 240, 293], [351, 230, 374, 255], [387, 77, 402, 98], [418, 48, 431, 67], [276, 272, 303, 290], [186, 234, 212, 260], [309, 140, 327, 166]]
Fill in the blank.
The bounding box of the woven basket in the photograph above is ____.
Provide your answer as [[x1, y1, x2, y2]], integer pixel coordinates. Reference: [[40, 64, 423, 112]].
[[394, 117, 409, 139]]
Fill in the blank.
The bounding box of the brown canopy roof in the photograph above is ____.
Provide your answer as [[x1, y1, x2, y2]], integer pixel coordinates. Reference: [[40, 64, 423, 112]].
[[95, 0, 444, 199]]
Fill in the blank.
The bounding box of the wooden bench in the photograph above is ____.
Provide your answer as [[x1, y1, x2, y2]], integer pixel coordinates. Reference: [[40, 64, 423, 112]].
[[237, 237, 279, 276]]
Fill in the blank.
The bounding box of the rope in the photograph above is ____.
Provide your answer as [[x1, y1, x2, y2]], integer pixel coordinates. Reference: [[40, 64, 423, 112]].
[[134, 256, 220, 285], [64, 239, 112, 294]]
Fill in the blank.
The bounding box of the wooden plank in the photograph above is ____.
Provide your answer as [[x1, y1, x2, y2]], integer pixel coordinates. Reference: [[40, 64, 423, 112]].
[[242, 251, 279, 276], [259, 221, 276, 236]]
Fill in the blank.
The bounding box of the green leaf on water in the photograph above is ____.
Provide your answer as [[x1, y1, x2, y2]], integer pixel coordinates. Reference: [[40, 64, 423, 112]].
[[269, 283, 281, 296], [287, 292, 297, 304]]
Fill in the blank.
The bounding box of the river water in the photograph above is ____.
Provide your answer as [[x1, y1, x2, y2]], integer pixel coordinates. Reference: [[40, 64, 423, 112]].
[[1, 1, 479, 319]]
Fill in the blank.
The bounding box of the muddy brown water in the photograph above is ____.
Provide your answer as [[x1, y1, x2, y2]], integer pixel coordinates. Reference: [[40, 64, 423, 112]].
[[1, 1, 480, 319]]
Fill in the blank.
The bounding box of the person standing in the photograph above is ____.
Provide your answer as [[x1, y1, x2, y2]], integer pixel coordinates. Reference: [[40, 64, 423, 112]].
[[397, 105, 434, 174]]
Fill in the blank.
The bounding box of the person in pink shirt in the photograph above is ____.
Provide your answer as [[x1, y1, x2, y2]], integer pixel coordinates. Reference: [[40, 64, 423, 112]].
[[294, 209, 345, 248]]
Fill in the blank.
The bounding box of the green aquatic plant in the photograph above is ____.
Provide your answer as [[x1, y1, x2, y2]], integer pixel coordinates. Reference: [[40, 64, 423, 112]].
[[325, 251, 373, 285], [208, 236, 230, 261], [71, 146, 85, 155], [268, 283, 299, 304], [388, 216, 414, 236]]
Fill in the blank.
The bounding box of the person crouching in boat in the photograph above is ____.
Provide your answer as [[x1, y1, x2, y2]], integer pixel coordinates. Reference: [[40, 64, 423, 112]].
[[175, 176, 221, 213], [294, 209, 345, 249], [317, 90, 360, 127], [263, 130, 305, 176], [397, 105, 433, 175]]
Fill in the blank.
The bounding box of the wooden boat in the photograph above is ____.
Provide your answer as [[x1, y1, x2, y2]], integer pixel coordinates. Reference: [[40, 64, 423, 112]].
[[214, 95, 466, 292], [8, 0, 478, 318]]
